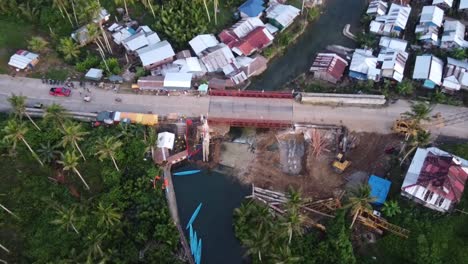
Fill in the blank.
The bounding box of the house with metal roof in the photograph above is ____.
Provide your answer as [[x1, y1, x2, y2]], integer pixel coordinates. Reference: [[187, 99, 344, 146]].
[[349, 49, 380, 81], [219, 17, 265, 47], [236, 55, 268, 77], [112, 27, 136, 45], [401, 147, 468, 213], [412, 55, 444, 89], [442, 57, 468, 92], [189, 34, 219, 56], [309, 53, 349, 84], [231, 27, 274, 56], [377, 49, 408, 82], [137, 76, 164, 90], [199, 44, 236, 72], [85, 68, 103, 81], [433, 0, 453, 9], [379, 37, 408, 52], [137, 40, 175, 69], [369, 3, 411, 36], [238, 0, 265, 18], [8, 50, 39, 70], [163, 72, 193, 90], [368, 175, 391, 205], [265, 3, 300, 31], [366, 0, 388, 17], [440, 20, 468, 50], [415, 6, 444, 45]]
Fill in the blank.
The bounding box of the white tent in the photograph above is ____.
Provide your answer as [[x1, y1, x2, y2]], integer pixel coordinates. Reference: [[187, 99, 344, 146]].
[[157, 132, 175, 149]]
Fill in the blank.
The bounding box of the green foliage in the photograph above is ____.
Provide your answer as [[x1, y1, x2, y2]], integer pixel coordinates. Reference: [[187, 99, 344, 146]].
[[403, 101, 433, 123], [396, 79, 414, 96], [75, 54, 100, 72], [356, 32, 377, 48], [449, 48, 468, 60], [307, 7, 320, 22], [27, 36, 48, 53], [99, 57, 121, 75], [278, 32, 293, 47], [135, 66, 147, 78], [382, 200, 401, 217], [153, 0, 209, 49], [58, 37, 80, 62]]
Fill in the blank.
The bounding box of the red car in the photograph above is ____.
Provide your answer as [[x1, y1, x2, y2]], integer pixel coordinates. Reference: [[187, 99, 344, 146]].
[[49, 87, 71, 97]]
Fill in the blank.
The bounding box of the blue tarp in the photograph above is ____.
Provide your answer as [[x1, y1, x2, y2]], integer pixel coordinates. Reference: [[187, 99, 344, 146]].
[[368, 175, 391, 205], [239, 0, 265, 17]]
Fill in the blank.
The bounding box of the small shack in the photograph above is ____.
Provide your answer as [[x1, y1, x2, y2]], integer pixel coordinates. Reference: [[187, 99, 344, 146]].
[[8, 50, 39, 70], [368, 175, 391, 205], [85, 68, 104, 81]]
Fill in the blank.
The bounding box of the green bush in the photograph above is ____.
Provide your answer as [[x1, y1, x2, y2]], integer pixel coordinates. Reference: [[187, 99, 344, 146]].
[[75, 55, 100, 72], [99, 58, 121, 75]]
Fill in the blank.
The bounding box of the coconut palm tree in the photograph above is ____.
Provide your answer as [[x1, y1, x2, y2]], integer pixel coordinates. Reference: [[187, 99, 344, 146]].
[[345, 184, 376, 228], [52, 0, 73, 26], [58, 37, 80, 62], [27, 36, 49, 53], [382, 200, 401, 217], [403, 102, 433, 124], [85, 232, 105, 262], [2, 120, 43, 166], [37, 141, 62, 164], [86, 24, 110, 72], [58, 151, 90, 190], [51, 205, 80, 234], [271, 245, 301, 264], [143, 126, 157, 158], [94, 202, 121, 228], [400, 130, 431, 165], [44, 103, 68, 128], [282, 210, 305, 245], [8, 93, 41, 131], [95, 136, 122, 171], [61, 121, 89, 161], [242, 227, 270, 262]]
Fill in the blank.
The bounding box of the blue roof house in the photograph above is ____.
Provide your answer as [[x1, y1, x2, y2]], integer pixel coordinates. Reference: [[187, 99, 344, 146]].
[[238, 0, 265, 18], [368, 175, 391, 205]]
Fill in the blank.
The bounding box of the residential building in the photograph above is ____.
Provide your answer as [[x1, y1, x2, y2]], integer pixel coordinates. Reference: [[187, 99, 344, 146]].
[[440, 20, 468, 50], [377, 49, 408, 82], [265, 4, 300, 31], [84, 68, 103, 81], [432, 0, 453, 9], [231, 27, 274, 56], [163, 73, 193, 90], [200, 44, 236, 72], [8, 50, 39, 70], [112, 27, 136, 45], [401, 147, 468, 213], [208, 78, 235, 90], [366, 0, 388, 17], [442, 57, 468, 92], [189, 34, 219, 56], [412, 55, 443, 89], [369, 3, 411, 36], [173, 57, 206, 77], [415, 6, 444, 45], [92, 8, 110, 24], [71, 8, 110, 45], [379, 36, 408, 51], [137, 76, 164, 90], [137, 40, 175, 69], [236, 55, 268, 77], [460, 0, 468, 11], [349, 49, 380, 81], [309, 53, 349, 84], [122, 30, 160, 52], [238, 0, 265, 18]]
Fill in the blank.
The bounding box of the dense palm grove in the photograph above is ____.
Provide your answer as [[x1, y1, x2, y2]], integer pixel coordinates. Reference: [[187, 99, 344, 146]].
[[0, 95, 181, 263]]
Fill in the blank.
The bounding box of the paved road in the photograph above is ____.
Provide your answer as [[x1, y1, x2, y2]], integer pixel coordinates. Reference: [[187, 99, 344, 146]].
[[0, 75, 467, 138]]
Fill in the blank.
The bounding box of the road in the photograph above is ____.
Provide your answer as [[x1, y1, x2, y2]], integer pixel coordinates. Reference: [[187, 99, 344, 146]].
[[0, 75, 467, 138]]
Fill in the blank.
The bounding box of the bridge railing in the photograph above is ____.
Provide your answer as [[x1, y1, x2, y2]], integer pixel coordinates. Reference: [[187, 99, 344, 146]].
[[209, 89, 293, 99], [209, 117, 292, 128]]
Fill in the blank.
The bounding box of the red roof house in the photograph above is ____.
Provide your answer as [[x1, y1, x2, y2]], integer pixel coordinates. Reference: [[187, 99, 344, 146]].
[[219, 30, 239, 48], [401, 147, 468, 212], [231, 27, 274, 56], [309, 53, 349, 84]]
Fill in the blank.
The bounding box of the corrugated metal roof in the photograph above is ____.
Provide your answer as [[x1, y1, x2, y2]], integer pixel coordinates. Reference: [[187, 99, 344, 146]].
[[85, 68, 103, 80], [137, 40, 175, 67], [200, 44, 235, 72], [231, 17, 265, 38], [419, 5, 444, 27], [8, 51, 39, 69], [238, 0, 265, 17], [433, 0, 453, 7], [189, 34, 219, 55], [379, 37, 408, 51], [163, 72, 193, 89], [266, 4, 300, 28], [413, 55, 443, 85], [232, 27, 274, 56], [349, 49, 379, 78], [123, 32, 149, 51], [441, 20, 468, 48]]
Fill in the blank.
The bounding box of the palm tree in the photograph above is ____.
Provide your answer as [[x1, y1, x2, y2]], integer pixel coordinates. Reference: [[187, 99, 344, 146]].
[[8, 93, 41, 131], [51, 205, 80, 234], [58, 151, 90, 190], [86, 24, 110, 71], [58, 37, 80, 62], [242, 227, 270, 262], [85, 232, 105, 262], [0, 203, 19, 219], [61, 121, 89, 161], [401, 130, 431, 165], [95, 136, 122, 171], [345, 184, 376, 228], [272, 245, 301, 264], [27, 36, 49, 53], [37, 141, 62, 164], [44, 103, 68, 128], [382, 200, 401, 217], [403, 102, 433, 123], [94, 202, 121, 228], [143, 126, 157, 157], [282, 210, 305, 245], [396, 79, 414, 96], [52, 0, 73, 26], [2, 120, 43, 166]]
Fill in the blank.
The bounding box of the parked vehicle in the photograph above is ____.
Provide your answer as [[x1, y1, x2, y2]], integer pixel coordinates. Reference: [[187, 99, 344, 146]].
[[33, 103, 43, 109], [49, 87, 71, 97]]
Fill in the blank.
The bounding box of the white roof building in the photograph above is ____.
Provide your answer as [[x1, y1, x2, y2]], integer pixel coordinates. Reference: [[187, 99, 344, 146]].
[[137, 40, 175, 68], [157, 132, 175, 149], [189, 34, 219, 55], [85, 68, 103, 81], [265, 4, 300, 30], [200, 44, 236, 72], [415, 6, 444, 44], [8, 50, 39, 70], [119, 26, 160, 52], [366, 0, 388, 16], [460, 0, 468, 10], [378, 50, 408, 82], [349, 49, 380, 81], [440, 20, 468, 50], [442, 58, 468, 91], [433, 0, 453, 8], [413, 55, 444, 88], [163, 73, 193, 90], [370, 4, 411, 36], [379, 37, 408, 51], [112, 27, 135, 45], [231, 17, 265, 38]]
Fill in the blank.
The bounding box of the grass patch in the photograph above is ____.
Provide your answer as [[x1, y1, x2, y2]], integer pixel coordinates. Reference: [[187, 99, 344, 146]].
[[0, 19, 34, 73]]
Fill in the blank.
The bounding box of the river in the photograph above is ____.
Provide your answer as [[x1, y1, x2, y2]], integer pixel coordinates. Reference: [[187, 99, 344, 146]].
[[173, 1, 367, 263], [249, 0, 367, 91]]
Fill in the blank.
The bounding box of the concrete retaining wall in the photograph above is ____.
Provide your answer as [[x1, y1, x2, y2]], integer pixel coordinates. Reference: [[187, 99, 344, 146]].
[[300, 93, 386, 106]]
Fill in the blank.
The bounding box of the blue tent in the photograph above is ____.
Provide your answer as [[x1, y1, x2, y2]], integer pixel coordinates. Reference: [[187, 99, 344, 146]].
[[368, 175, 391, 205], [238, 0, 265, 17]]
